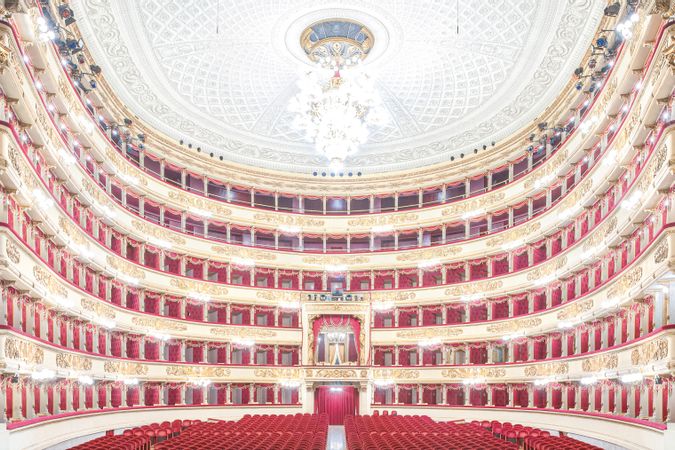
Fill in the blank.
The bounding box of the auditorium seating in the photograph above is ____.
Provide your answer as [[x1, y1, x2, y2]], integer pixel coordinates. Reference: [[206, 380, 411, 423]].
[[154, 413, 328, 450], [524, 435, 601, 450]]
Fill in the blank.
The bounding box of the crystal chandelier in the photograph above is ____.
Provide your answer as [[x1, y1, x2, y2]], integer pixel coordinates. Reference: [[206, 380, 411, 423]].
[[289, 20, 388, 170]]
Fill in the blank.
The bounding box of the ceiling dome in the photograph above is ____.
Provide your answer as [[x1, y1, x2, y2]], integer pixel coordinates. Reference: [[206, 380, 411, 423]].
[[71, 0, 604, 173]]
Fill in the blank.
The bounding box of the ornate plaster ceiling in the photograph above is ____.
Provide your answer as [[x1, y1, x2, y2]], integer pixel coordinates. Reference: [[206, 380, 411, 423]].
[[71, 0, 604, 173]]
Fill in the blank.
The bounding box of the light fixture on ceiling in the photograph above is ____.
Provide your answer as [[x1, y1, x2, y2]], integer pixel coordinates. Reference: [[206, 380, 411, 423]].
[[289, 19, 389, 170]]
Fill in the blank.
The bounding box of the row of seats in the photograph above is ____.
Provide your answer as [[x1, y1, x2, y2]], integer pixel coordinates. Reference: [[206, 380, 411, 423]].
[[345, 414, 517, 449], [154, 413, 328, 450], [524, 435, 602, 450], [70, 419, 194, 450], [473, 420, 599, 449]]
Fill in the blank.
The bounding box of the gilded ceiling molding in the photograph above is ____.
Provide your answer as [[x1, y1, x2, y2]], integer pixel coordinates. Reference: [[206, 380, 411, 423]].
[[131, 316, 187, 332], [166, 366, 230, 377], [55, 353, 93, 371], [372, 369, 419, 379], [523, 362, 569, 377], [131, 220, 186, 245], [396, 328, 463, 339], [581, 354, 618, 372], [167, 191, 231, 217], [33, 265, 68, 297], [441, 368, 506, 379], [486, 318, 543, 334], [80, 298, 116, 319], [445, 280, 503, 297], [103, 361, 148, 375], [4, 337, 44, 365], [253, 368, 302, 378], [557, 299, 594, 320], [209, 327, 276, 338], [106, 256, 146, 280], [169, 278, 228, 296], [630, 338, 669, 366]]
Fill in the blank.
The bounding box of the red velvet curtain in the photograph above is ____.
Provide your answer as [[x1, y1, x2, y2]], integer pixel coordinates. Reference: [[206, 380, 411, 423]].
[[314, 385, 358, 425]]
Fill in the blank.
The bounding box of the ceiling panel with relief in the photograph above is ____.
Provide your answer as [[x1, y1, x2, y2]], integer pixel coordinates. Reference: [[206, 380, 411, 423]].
[[71, 0, 604, 173]]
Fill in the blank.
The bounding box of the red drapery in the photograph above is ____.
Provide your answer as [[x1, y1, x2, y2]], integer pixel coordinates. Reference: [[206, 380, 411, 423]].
[[314, 385, 358, 425]]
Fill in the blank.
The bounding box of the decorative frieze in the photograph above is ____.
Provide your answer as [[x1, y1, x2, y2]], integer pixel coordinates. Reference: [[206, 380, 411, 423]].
[[396, 246, 462, 261], [4, 337, 44, 365], [253, 213, 324, 227], [630, 338, 668, 366], [305, 368, 364, 378], [55, 353, 92, 371], [441, 368, 506, 379], [526, 256, 567, 282], [80, 298, 116, 319], [396, 328, 463, 339], [104, 361, 148, 375], [4, 240, 19, 264], [253, 368, 302, 378], [167, 191, 231, 217], [445, 280, 502, 297], [210, 245, 276, 261], [370, 291, 416, 302], [485, 223, 541, 247], [131, 316, 187, 332], [131, 220, 186, 245], [106, 256, 146, 280], [59, 217, 88, 246], [347, 213, 418, 227], [583, 217, 617, 251], [606, 267, 643, 300], [581, 354, 618, 373], [654, 240, 669, 264], [170, 278, 228, 296], [486, 318, 542, 334], [371, 369, 419, 380], [441, 192, 505, 216], [302, 255, 369, 265], [33, 265, 68, 297], [557, 299, 593, 320], [105, 148, 148, 186], [523, 362, 569, 377], [165, 366, 230, 377], [209, 327, 276, 338]]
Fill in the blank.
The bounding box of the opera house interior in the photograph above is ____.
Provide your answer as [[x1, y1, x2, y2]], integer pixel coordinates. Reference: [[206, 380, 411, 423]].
[[0, 0, 673, 449]]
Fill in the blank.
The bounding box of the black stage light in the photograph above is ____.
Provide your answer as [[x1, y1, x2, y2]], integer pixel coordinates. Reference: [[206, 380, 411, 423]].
[[59, 4, 76, 26], [604, 2, 620, 17]]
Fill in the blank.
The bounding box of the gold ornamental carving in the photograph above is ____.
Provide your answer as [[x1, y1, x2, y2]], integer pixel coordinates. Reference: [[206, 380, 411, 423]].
[[211, 245, 276, 261], [256, 290, 299, 301], [370, 291, 416, 302], [58, 217, 87, 247], [441, 368, 505, 379], [33, 266, 67, 297], [308, 368, 358, 378], [209, 327, 276, 338], [104, 148, 148, 186], [55, 353, 92, 371], [372, 369, 419, 380], [309, 303, 367, 313], [346, 213, 419, 227], [583, 217, 617, 251], [526, 256, 567, 282], [485, 223, 541, 247], [441, 192, 505, 216], [523, 363, 568, 377], [104, 361, 148, 375], [581, 354, 618, 373], [80, 298, 116, 319], [131, 316, 187, 332], [4, 240, 19, 264], [638, 145, 667, 192], [630, 338, 668, 366], [131, 220, 186, 246], [168, 191, 232, 217], [254, 368, 302, 378], [557, 299, 593, 320], [170, 278, 228, 296], [607, 267, 643, 300], [445, 280, 502, 297], [486, 318, 542, 334], [4, 338, 44, 365], [302, 255, 370, 265], [82, 179, 115, 209], [654, 240, 669, 264], [396, 328, 463, 339], [253, 213, 324, 227], [106, 256, 146, 280], [523, 149, 569, 190], [395, 246, 462, 262], [166, 366, 230, 377]]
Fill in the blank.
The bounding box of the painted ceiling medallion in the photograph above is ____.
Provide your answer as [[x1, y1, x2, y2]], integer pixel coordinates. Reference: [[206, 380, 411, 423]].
[[71, 0, 604, 173]]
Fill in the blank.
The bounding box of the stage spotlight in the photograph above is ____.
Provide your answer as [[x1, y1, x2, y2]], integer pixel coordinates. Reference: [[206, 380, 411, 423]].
[[58, 4, 76, 26], [604, 2, 620, 16]]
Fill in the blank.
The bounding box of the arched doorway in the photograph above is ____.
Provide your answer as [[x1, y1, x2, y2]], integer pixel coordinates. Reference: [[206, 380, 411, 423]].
[[314, 385, 358, 425]]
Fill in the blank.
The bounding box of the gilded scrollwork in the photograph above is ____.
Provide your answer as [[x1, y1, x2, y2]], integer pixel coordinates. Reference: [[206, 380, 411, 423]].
[[105, 148, 148, 186], [33, 265, 68, 297], [370, 291, 416, 302], [309, 368, 359, 378], [131, 220, 186, 245], [396, 328, 463, 339], [4, 240, 19, 264], [209, 327, 276, 338], [254, 368, 302, 378], [302, 255, 370, 265], [166, 366, 230, 377], [4, 338, 44, 365], [441, 368, 505, 379], [104, 361, 148, 375], [210, 245, 276, 261], [445, 280, 502, 297], [441, 192, 506, 216], [106, 256, 146, 280], [486, 318, 542, 334], [131, 316, 187, 331], [371, 369, 419, 379], [606, 267, 643, 300], [526, 256, 567, 282], [630, 338, 668, 366], [523, 362, 568, 377], [80, 298, 116, 319], [581, 354, 618, 373], [253, 213, 324, 227], [395, 246, 461, 261], [582, 217, 617, 251], [170, 278, 228, 296], [346, 213, 419, 227], [168, 191, 232, 217], [654, 240, 669, 264], [485, 223, 541, 247], [55, 353, 92, 371], [557, 299, 593, 320], [58, 217, 88, 246]]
